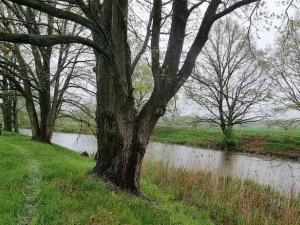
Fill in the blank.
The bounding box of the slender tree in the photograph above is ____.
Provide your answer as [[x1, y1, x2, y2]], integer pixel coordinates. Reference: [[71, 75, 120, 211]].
[[0, 0, 264, 193]]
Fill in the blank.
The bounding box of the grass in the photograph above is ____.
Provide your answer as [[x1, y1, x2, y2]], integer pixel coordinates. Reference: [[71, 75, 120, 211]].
[[0, 132, 212, 225], [143, 162, 300, 225], [1, 133, 299, 225], [152, 126, 300, 158]]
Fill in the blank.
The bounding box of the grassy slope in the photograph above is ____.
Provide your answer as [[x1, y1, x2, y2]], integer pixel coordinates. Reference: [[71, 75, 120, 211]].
[[1, 133, 299, 225], [0, 133, 212, 225], [152, 126, 300, 158]]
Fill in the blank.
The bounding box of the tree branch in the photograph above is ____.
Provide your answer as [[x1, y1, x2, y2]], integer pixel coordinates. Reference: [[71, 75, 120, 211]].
[[6, 0, 92, 29], [214, 0, 260, 20], [0, 32, 109, 59]]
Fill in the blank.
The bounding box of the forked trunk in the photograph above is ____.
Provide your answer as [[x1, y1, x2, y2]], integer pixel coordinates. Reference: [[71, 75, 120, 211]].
[[93, 108, 160, 194], [25, 92, 54, 143], [93, 126, 148, 194], [93, 59, 165, 193], [92, 0, 168, 194]]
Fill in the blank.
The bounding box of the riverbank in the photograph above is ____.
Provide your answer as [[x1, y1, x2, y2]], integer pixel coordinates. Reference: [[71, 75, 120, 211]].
[[152, 126, 300, 159], [52, 124, 300, 159], [1, 133, 299, 225]]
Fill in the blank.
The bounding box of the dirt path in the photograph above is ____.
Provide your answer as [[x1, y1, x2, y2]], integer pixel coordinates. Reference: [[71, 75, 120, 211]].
[[10, 144, 41, 225]]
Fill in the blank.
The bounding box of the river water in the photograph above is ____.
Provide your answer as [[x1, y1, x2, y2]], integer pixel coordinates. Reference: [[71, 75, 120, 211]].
[[20, 129, 300, 195]]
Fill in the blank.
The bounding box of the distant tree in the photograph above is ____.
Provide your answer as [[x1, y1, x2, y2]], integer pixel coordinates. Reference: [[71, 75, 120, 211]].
[[270, 18, 300, 115], [186, 19, 271, 149]]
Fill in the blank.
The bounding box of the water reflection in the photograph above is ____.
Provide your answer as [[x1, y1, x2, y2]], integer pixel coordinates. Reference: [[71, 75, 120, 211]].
[[145, 142, 300, 195], [20, 129, 300, 195]]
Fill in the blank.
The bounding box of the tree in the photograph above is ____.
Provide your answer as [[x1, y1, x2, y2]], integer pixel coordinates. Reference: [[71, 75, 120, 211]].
[[270, 18, 300, 115], [0, 0, 263, 194], [0, 77, 13, 131], [0, 2, 93, 142], [0, 76, 20, 132], [186, 19, 270, 149]]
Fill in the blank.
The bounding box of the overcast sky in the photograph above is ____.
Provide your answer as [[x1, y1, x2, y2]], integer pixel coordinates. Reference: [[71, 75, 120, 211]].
[[178, 0, 299, 117], [258, 0, 298, 48]]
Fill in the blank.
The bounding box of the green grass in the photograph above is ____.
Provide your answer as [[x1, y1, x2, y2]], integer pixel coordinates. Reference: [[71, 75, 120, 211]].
[[152, 126, 300, 158], [0, 132, 212, 225], [1, 133, 299, 225]]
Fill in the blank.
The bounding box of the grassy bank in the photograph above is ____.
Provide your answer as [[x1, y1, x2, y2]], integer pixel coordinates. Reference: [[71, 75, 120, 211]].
[[143, 162, 300, 225], [0, 133, 211, 225], [152, 126, 300, 159], [51, 122, 300, 158], [1, 133, 299, 225]]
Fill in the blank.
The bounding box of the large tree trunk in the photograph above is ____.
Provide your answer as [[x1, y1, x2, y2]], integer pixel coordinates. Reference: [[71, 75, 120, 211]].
[[24, 89, 55, 143], [25, 98, 40, 140], [93, 100, 162, 194], [92, 0, 154, 194], [38, 90, 53, 143], [92, 0, 174, 193], [93, 44, 168, 193], [24, 84, 41, 140]]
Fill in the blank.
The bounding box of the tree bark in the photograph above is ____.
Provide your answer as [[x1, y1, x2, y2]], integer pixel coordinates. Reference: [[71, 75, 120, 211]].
[[93, 95, 161, 194], [38, 89, 53, 143], [1, 78, 13, 132], [92, 0, 152, 194], [12, 91, 19, 133]]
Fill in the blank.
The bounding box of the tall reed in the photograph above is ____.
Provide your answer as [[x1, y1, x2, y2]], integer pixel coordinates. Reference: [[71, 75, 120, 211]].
[[142, 161, 300, 225]]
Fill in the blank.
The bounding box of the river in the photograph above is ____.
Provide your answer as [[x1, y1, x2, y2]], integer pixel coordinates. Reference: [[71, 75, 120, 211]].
[[20, 129, 300, 196]]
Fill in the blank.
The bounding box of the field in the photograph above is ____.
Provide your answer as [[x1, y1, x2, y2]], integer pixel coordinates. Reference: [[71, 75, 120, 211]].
[[152, 126, 300, 158], [0, 133, 299, 225]]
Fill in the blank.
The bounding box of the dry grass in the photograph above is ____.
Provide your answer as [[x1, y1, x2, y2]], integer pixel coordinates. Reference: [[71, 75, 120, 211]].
[[143, 161, 300, 225]]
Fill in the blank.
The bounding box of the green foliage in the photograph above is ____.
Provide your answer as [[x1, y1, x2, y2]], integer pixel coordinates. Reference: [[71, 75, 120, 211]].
[[219, 128, 237, 151], [132, 62, 153, 111]]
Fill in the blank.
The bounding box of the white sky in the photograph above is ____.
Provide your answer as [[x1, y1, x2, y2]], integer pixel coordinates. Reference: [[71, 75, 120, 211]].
[[257, 0, 298, 48], [178, 0, 299, 116]]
